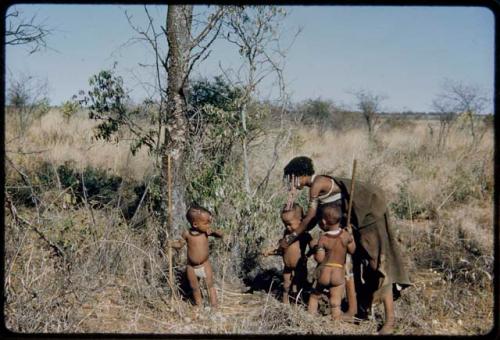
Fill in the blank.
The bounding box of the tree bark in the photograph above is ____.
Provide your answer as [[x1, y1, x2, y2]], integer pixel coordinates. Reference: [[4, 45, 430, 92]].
[[162, 5, 193, 240]]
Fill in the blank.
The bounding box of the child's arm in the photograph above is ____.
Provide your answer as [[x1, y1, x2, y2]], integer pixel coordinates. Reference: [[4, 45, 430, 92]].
[[346, 232, 356, 255], [169, 230, 188, 250], [206, 228, 223, 239], [313, 238, 326, 263]]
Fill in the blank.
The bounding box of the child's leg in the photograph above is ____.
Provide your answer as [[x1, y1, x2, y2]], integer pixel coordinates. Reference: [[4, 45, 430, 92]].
[[308, 280, 322, 314], [344, 278, 358, 317], [329, 285, 344, 320], [283, 269, 292, 304], [186, 265, 202, 306], [204, 261, 218, 307], [308, 290, 321, 315], [378, 287, 395, 334]]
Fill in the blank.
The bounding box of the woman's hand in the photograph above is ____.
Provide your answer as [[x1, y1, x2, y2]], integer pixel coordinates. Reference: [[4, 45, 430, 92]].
[[279, 237, 290, 250]]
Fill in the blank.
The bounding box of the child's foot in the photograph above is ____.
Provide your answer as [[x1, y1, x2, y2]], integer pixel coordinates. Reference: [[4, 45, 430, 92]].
[[377, 321, 394, 335], [341, 313, 358, 323]]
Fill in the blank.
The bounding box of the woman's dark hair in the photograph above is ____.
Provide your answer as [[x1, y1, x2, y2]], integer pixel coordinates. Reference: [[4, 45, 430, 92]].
[[283, 156, 315, 177]]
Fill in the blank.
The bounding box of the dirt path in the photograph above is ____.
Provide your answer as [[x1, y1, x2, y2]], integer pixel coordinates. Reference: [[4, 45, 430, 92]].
[[75, 270, 490, 335], [76, 279, 280, 333]]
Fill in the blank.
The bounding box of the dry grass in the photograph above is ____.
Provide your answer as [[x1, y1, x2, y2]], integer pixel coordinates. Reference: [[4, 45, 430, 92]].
[[4, 109, 494, 335], [6, 109, 154, 182]]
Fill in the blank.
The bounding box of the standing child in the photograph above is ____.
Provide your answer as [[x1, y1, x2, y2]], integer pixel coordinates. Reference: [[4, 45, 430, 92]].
[[262, 203, 311, 304], [170, 204, 223, 307], [308, 204, 356, 320]]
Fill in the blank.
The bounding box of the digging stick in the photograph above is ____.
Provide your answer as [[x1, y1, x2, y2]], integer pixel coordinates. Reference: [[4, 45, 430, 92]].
[[346, 159, 357, 232], [167, 154, 175, 300]]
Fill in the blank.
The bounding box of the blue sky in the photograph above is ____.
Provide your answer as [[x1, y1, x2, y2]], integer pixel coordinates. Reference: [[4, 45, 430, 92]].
[[5, 5, 495, 113]]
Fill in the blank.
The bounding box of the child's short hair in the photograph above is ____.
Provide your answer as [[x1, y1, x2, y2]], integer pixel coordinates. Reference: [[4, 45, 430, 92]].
[[281, 203, 303, 219], [319, 203, 342, 225], [283, 156, 315, 178], [186, 203, 212, 225]]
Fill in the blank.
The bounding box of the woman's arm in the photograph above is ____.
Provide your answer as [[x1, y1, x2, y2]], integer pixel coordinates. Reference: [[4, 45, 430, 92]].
[[306, 237, 318, 257], [282, 181, 322, 247], [262, 247, 283, 256], [295, 200, 318, 235]]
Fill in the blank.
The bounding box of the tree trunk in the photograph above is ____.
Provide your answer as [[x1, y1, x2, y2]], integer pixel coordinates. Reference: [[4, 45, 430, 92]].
[[162, 5, 193, 241], [467, 110, 476, 145], [365, 113, 374, 141], [240, 104, 251, 196]]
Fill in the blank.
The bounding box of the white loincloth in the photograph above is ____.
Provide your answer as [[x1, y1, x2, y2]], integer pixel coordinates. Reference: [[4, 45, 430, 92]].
[[193, 265, 206, 279]]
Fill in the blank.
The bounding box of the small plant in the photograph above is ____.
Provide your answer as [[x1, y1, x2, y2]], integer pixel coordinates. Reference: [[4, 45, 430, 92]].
[[61, 99, 80, 122]]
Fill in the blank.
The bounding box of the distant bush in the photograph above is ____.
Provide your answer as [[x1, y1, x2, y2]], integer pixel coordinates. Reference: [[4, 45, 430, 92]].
[[60, 100, 80, 122], [389, 183, 429, 220], [379, 115, 417, 131], [65, 162, 120, 206], [7, 161, 123, 208]]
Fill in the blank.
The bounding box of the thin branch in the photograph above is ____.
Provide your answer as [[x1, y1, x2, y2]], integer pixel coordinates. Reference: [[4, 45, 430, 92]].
[[5, 192, 65, 258], [6, 9, 52, 54], [189, 7, 225, 51]]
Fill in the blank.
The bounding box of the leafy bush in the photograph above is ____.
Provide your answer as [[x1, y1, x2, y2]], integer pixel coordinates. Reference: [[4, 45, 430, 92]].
[[61, 100, 80, 121], [55, 161, 122, 207], [389, 182, 431, 220]]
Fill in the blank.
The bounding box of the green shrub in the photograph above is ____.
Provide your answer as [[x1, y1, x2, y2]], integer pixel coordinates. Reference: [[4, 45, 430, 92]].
[[389, 183, 429, 220], [53, 161, 122, 206], [61, 100, 80, 121]]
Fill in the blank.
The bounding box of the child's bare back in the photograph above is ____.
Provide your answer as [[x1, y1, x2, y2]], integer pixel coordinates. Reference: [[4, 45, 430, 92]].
[[316, 229, 353, 287], [308, 203, 355, 320]]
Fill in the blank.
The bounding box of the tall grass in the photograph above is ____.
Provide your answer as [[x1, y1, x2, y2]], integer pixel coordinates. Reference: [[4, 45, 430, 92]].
[[6, 109, 154, 182], [4, 109, 494, 334]]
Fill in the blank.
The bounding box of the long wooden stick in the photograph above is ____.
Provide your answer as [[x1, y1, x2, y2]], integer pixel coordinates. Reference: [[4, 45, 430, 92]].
[[167, 155, 174, 299], [346, 159, 357, 229]]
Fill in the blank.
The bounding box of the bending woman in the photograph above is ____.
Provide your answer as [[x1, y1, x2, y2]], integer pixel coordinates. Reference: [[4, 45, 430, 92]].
[[280, 156, 411, 334]]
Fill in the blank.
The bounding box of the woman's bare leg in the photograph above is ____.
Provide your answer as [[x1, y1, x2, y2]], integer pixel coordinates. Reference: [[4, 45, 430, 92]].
[[378, 288, 395, 334]]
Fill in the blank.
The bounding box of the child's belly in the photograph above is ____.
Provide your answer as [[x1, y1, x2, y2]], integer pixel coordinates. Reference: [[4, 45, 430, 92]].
[[188, 253, 208, 266], [283, 242, 302, 268], [186, 245, 209, 266]]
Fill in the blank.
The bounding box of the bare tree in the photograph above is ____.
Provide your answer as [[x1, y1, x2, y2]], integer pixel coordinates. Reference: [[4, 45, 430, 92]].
[[352, 89, 387, 141], [81, 5, 226, 242], [431, 96, 456, 151], [432, 79, 489, 147], [164, 5, 227, 239], [221, 6, 298, 196], [6, 6, 51, 54], [6, 72, 50, 136]]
